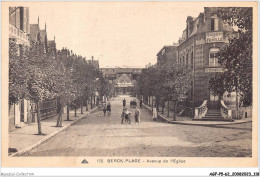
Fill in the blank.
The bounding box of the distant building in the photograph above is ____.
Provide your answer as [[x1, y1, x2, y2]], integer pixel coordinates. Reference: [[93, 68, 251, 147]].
[[100, 67, 143, 95], [87, 56, 99, 69], [9, 7, 30, 131], [30, 17, 49, 53], [157, 45, 178, 66]]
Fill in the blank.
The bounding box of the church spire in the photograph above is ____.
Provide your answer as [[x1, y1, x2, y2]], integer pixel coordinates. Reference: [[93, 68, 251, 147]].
[[45, 22, 47, 31], [38, 16, 39, 26]]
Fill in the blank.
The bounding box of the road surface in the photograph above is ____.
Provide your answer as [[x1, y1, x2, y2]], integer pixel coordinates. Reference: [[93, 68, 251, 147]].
[[23, 95, 252, 157]]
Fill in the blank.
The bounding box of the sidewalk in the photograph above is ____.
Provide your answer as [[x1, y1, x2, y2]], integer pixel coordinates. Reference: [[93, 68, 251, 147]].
[[9, 106, 97, 156], [141, 101, 252, 126]]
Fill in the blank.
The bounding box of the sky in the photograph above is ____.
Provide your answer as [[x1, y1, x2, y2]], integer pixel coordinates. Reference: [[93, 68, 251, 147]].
[[27, 2, 204, 68]]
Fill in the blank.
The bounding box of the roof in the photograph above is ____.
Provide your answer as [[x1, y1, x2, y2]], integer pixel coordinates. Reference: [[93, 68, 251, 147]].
[[157, 45, 177, 56], [39, 30, 47, 44], [47, 40, 55, 46], [30, 24, 39, 42]]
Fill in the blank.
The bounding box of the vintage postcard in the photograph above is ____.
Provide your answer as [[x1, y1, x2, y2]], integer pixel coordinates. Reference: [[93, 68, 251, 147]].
[[1, 1, 258, 169]]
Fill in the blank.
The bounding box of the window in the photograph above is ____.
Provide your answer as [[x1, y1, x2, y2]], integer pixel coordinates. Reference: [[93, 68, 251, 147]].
[[211, 16, 219, 31], [209, 48, 219, 67], [191, 51, 193, 69], [186, 53, 189, 68], [20, 7, 24, 31]]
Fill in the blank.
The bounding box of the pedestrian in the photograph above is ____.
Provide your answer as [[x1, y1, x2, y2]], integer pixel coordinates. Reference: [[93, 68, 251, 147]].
[[98, 104, 103, 117], [125, 110, 131, 124], [121, 108, 126, 124], [134, 100, 137, 108], [107, 102, 111, 116], [152, 106, 157, 121], [103, 103, 107, 116], [123, 98, 126, 107], [140, 99, 143, 108], [134, 107, 140, 124]]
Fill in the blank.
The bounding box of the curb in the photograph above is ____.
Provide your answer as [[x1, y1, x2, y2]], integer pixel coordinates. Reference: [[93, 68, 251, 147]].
[[10, 107, 98, 157], [140, 101, 252, 126]]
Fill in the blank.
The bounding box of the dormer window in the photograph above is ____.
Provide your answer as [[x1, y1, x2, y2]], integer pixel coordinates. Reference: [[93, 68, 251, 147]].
[[211, 14, 219, 31]]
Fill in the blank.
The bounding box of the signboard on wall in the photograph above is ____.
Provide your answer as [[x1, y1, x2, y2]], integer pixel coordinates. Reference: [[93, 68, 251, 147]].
[[206, 32, 223, 43], [205, 67, 224, 72]]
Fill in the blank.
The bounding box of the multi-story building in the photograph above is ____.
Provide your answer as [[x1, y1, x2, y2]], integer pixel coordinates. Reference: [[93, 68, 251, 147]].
[[157, 45, 178, 66], [100, 67, 143, 95], [9, 7, 30, 130], [176, 7, 235, 118]]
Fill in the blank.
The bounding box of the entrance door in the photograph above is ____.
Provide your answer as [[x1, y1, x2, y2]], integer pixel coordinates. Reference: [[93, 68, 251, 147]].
[[209, 93, 220, 109], [123, 88, 126, 94]]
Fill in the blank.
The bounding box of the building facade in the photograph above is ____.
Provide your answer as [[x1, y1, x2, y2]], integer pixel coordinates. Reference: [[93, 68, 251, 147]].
[[176, 7, 234, 117], [157, 45, 178, 66], [100, 67, 143, 95], [9, 7, 31, 131]]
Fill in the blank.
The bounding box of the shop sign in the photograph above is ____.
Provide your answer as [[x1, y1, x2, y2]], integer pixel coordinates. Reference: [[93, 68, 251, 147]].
[[205, 67, 224, 73], [206, 32, 223, 43]]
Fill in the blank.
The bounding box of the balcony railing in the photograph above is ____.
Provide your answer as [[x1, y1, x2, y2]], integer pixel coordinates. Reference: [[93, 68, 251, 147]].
[[9, 24, 29, 46]]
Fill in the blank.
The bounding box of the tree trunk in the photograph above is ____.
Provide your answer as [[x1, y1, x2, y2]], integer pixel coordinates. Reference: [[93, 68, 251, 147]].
[[81, 99, 83, 114], [148, 96, 150, 106], [86, 98, 88, 111], [152, 96, 154, 107], [173, 101, 178, 121], [167, 100, 170, 117], [36, 102, 42, 135], [67, 103, 70, 121], [162, 102, 164, 114], [74, 104, 77, 117], [91, 96, 93, 109], [94, 96, 96, 105], [236, 87, 239, 119], [156, 96, 160, 111]]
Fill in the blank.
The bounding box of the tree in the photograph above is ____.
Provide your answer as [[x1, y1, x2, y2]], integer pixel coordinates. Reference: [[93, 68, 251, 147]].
[[9, 39, 29, 109], [136, 64, 191, 120], [26, 41, 58, 134], [209, 8, 252, 118], [163, 65, 192, 120]]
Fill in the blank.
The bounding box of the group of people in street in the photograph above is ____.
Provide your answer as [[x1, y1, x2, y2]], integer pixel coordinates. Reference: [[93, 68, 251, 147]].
[[98, 102, 111, 117], [97, 97, 157, 123], [120, 98, 158, 124], [121, 98, 140, 124]]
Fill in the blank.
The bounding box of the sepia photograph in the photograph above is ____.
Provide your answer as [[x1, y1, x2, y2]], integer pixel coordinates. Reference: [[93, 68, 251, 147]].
[[1, 1, 258, 170]]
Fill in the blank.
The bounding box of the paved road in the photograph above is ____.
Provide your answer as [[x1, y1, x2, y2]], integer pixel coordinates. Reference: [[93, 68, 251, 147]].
[[23, 96, 252, 157]]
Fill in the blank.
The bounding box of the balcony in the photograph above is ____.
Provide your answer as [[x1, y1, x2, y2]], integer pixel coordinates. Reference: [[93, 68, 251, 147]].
[[9, 24, 29, 46]]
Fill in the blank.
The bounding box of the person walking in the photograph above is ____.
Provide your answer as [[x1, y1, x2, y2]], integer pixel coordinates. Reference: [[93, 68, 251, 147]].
[[121, 108, 126, 124], [152, 106, 157, 121], [125, 109, 131, 124], [134, 107, 140, 124], [106, 102, 111, 116], [123, 98, 126, 107]]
